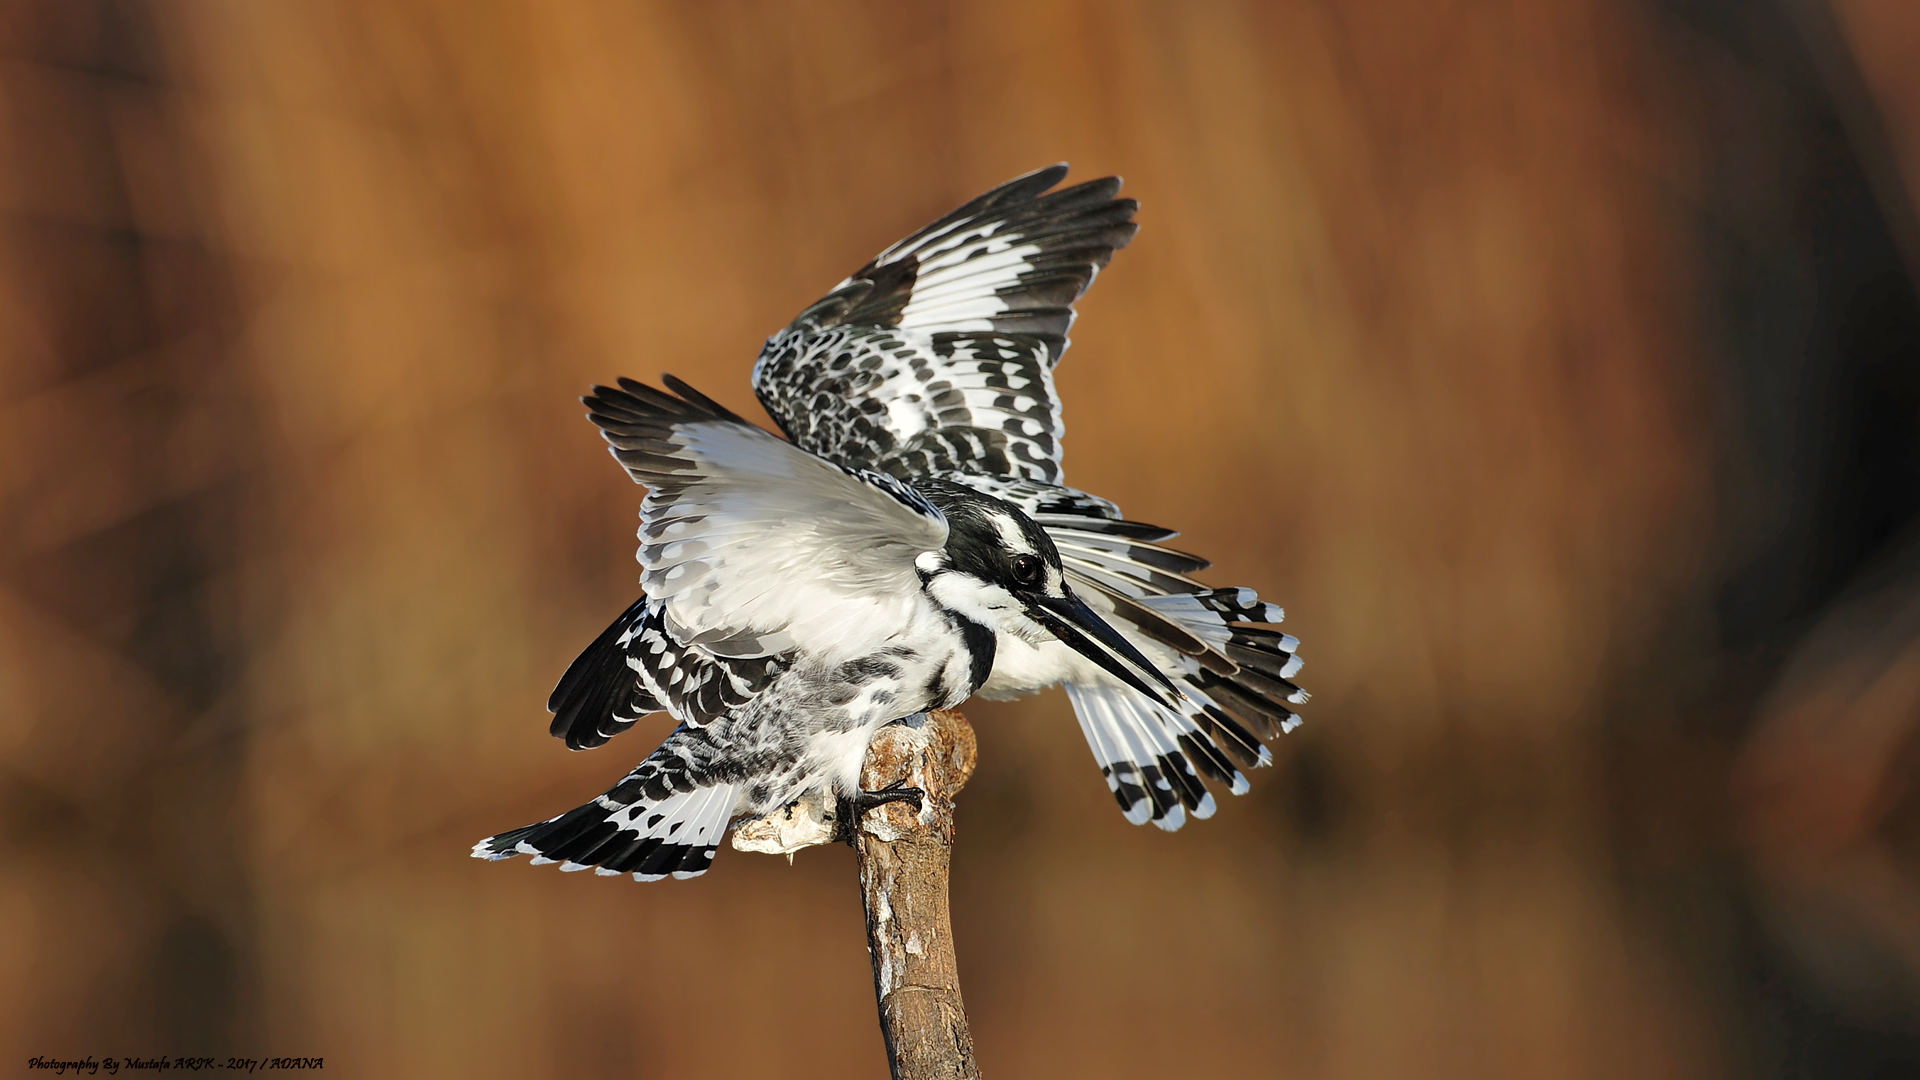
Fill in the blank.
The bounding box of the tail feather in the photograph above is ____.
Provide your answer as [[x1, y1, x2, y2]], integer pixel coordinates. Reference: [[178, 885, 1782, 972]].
[[1066, 683, 1229, 832], [1193, 703, 1272, 770], [1194, 674, 1300, 740], [1041, 514, 1304, 828], [1225, 635, 1304, 680], [1091, 688, 1187, 830], [1067, 684, 1153, 825], [1177, 728, 1248, 793], [474, 781, 738, 882]]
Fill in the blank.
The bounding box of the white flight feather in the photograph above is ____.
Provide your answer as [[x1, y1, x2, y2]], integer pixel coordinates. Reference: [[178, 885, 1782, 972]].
[[905, 262, 1038, 308], [913, 250, 1034, 288], [628, 418, 946, 662]]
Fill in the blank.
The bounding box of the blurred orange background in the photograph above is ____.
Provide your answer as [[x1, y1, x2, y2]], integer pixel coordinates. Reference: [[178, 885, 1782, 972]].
[[5, 1, 1920, 1077]]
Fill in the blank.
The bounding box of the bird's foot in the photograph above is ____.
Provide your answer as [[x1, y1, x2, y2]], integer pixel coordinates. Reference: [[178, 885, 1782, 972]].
[[854, 778, 925, 814], [834, 779, 925, 844]]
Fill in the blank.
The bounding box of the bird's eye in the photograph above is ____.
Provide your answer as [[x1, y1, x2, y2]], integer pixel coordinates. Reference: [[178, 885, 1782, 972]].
[[1010, 554, 1043, 587]]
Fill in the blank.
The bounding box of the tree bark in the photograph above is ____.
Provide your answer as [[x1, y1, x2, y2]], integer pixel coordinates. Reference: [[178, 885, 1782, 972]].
[[855, 710, 982, 1080]]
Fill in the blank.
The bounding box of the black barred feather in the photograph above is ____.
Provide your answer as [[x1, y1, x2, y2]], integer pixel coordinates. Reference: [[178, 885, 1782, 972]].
[[1139, 760, 1181, 819], [1231, 664, 1308, 711], [1225, 629, 1306, 680], [1065, 682, 1230, 830], [1093, 586, 1221, 663], [620, 602, 791, 728], [815, 165, 1138, 361], [475, 751, 738, 882], [753, 165, 1138, 483], [550, 594, 792, 739], [958, 468, 1305, 812], [1160, 750, 1210, 813]]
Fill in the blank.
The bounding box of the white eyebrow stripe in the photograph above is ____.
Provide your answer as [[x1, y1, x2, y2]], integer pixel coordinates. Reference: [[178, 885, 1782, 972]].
[[989, 511, 1037, 555]]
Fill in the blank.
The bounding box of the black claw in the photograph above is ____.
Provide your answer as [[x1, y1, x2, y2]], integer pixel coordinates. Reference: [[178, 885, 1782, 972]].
[[854, 778, 925, 814], [832, 780, 926, 845]]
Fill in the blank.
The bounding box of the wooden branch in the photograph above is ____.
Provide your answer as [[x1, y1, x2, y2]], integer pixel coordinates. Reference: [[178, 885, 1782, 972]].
[[855, 709, 982, 1080], [728, 710, 982, 1076]]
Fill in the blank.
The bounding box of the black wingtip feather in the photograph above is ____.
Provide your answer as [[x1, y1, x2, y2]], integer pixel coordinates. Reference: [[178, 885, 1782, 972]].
[[548, 598, 658, 750], [476, 782, 728, 882], [981, 163, 1071, 209], [583, 376, 741, 430], [659, 374, 746, 422]]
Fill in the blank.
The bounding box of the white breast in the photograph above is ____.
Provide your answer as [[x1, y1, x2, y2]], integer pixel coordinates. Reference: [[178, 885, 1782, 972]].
[[975, 627, 1190, 701], [975, 634, 1099, 699]]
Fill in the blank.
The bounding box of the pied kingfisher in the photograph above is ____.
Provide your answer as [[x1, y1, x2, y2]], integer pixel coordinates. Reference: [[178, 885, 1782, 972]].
[[475, 165, 1305, 881]]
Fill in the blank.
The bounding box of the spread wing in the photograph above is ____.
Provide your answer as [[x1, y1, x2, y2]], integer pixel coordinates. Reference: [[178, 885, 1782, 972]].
[[588, 375, 947, 659], [751, 163, 1138, 484], [549, 376, 946, 741]]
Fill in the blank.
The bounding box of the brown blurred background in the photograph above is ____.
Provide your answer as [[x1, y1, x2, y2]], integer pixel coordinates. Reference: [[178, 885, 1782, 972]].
[[5, 1, 1920, 1076]]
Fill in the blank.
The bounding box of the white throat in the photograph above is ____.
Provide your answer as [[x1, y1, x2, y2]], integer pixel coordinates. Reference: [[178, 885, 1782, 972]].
[[920, 566, 1048, 644]]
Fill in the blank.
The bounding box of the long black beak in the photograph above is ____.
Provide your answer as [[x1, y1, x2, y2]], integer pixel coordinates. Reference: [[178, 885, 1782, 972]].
[[1029, 591, 1179, 707]]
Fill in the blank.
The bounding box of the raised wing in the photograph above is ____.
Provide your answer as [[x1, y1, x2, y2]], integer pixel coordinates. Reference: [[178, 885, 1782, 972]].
[[752, 164, 1138, 483], [586, 376, 948, 662]]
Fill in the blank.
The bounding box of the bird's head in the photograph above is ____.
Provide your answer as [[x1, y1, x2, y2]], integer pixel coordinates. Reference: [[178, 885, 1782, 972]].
[[913, 482, 1175, 705]]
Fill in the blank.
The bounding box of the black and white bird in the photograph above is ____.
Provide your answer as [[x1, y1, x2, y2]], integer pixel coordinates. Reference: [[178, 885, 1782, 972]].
[[475, 165, 1305, 882]]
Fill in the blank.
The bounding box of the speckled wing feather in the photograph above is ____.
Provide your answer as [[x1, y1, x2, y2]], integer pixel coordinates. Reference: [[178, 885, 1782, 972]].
[[751, 163, 1138, 484], [547, 597, 790, 748]]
